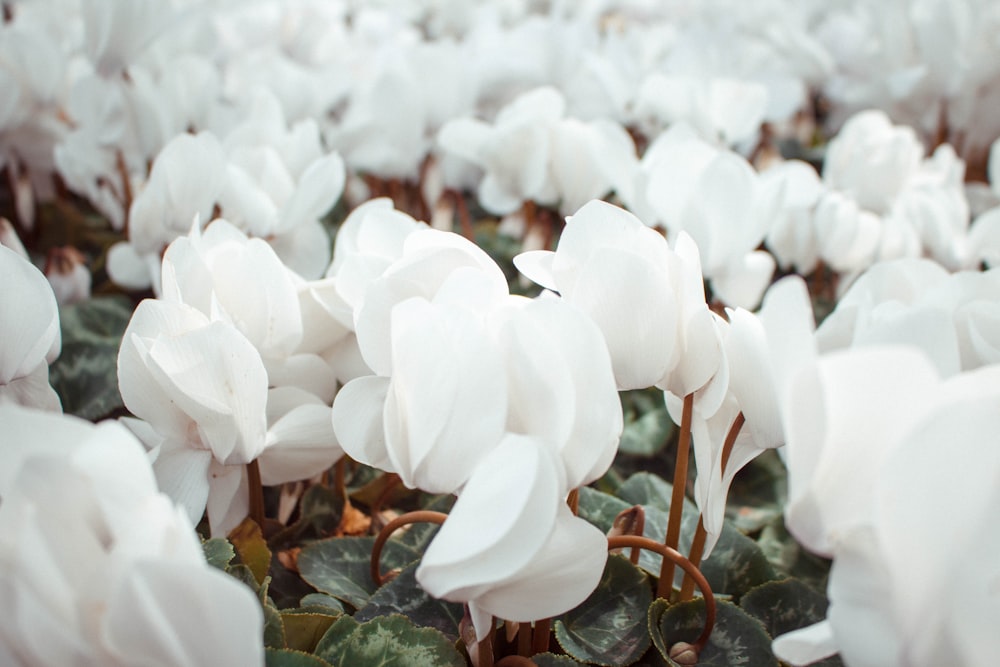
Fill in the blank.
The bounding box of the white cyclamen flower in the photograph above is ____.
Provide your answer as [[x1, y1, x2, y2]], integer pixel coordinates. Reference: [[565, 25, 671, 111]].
[[0, 244, 61, 411], [117, 299, 268, 535], [0, 404, 264, 666]]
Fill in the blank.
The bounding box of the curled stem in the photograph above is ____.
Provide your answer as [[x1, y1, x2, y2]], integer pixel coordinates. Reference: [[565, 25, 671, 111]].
[[370, 510, 448, 586], [607, 535, 716, 652], [680, 412, 745, 600], [660, 392, 694, 599], [246, 459, 265, 527]]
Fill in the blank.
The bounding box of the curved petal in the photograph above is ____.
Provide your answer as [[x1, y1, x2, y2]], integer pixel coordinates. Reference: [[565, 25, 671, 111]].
[[416, 435, 563, 606], [205, 461, 248, 538], [279, 152, 345, 233], [384, 298, 507, 493], [259, 403, 341, 485], [0, 245, 60, 383], [512, 250, 558, 292], [772, 620, 839, 667], [568, 246, 677, 390], [103, 560, 264, 666], [473, 505, 608, 626], [151, 445, 213, 527], [331, 375, 392, 471]]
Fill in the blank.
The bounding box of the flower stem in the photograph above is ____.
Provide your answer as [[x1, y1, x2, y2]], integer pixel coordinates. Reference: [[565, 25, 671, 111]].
[[531, 619, 550, 654], [517, 623, 531, 657], [567, 488, 580, 515], [679, 412, 745, 601], [370, 510, 448, 585], [659, 392, 694, 599], [608, 535, 716, 652], [246, 459, 265, 527]]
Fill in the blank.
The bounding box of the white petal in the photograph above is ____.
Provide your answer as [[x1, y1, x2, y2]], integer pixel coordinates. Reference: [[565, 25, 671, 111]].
[[152, 445, 213, 527], [709, 250, 775, 310], [512, 250, 558, 291], [331, 375, 393, 471], [279, 153, 345, 232], [260, 404, 341, 485], [569, 246, 677, 390], [474, 505, 608, 624], [206, 461, 248, 538], [416, 435, 563, 602], [103, 561, 264, 666], [772, 620, 839, 666], [0, 245, 60, 383]]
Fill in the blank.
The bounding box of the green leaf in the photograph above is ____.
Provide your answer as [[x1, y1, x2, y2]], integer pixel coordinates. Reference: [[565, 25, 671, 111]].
[[227, 563, 261, 592], [619, 390, 674, 456], [202, 537, 235, 571], [230, 517, 273, 586], [49, 295, 133, 419], [554, 554, 653, 666], [577, 486, 633, 533], [314, 614, 465, 667], [533, 654, 588, 666], [265, 648, 334, 667], [355, 563, 464, 642], [298, 537, 420, 609], [756, 516, 831, 590], [740, 579, 843, 667], [263, 602, 286, 650], [649, 598, 778, 667], [616, 472, 675, 512], [299, 593, 347, 615], [281, 612, 340, 653]]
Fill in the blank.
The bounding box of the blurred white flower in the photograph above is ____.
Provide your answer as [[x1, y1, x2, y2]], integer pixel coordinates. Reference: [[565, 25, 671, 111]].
[[437, 87, 564, 215], [0, 245, 61, 411], [644, 123, 777, 309], [0, 404, 264, 666], [634, 73, 768, 145], [815, 258, 1000, 377], [816, 110, 970, 274], [80, 0, 175, 78], [44, 247, 92, 306], [774, 350, 1000, 667]]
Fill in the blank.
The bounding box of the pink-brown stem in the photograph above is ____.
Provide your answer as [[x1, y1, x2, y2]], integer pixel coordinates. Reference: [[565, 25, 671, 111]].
[[246, 459, 264, 527], [659, 392, 694, 599], [370, 510, 448, 586]]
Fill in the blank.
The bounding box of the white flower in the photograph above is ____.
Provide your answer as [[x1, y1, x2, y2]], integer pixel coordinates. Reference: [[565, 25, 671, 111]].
[[644, 123, 777, 309], [488, 296, 623, 489], [437, 87, 564, 215], [0, 245, 61, 411], [515, 199, 720, 393], [117, 299, 268, 535], [774, 353, 1000, 667], [0, 404, 264, 666], [161, 218, 303, 361], [334, 294, 509, 494]]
